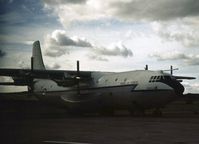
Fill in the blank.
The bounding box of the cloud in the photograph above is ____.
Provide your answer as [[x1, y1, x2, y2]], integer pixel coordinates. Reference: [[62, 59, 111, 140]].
[[18, 60, 30, 69], [182, 82, 199, 93], [43, 0, 199, 26], [150, 51, 188, 61], [186, 57, 199, 66], [44, 47, 68, 57], [44, 30, 133, 59], [151, 20, 199, 47], [92, 42, 133, 57], [48, 30, 92, 47], [44, 30, 92, 57], [87, 54, 108, 61], [42, 0, 199, 49], [0, 50, 6, 58], [45, 63, 61, 69], [43, 0, 87, 5], [111, 0, 199, 21], [150, 51, 199, 66]]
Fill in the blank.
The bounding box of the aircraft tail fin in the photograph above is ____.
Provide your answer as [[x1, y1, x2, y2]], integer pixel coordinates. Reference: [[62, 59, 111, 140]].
[[32, 41, 45, 70]]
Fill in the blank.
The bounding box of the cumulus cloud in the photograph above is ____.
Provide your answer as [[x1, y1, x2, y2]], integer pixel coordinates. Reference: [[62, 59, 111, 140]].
[[44, 30, 92, 57], [47, 30, 92, 47], [150, 51, 199, 66], [44, 30, 133, 60], [0, 50, 6, 58], [92, 42, 133, 57]]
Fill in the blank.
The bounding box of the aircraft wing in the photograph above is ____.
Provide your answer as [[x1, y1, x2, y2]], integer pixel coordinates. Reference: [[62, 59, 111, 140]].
[[174, 76, 196, 80], [0, 68, 92, 86]]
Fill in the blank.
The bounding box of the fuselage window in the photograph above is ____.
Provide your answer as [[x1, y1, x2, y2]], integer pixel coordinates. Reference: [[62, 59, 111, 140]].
[[124, 78, 127, 82], [115, 78, 118, 81]]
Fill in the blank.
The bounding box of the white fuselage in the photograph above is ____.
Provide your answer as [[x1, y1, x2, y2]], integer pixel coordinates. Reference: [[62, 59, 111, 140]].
[[33, 70, 183, 112]]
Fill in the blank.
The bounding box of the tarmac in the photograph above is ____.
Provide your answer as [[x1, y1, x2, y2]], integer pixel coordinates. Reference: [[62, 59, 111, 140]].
[[1, 99, 199, 144]]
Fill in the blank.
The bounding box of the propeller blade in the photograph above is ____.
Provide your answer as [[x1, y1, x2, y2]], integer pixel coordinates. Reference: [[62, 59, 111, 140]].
[[28, 57, 34, 93], [77, 60, 80, 95]]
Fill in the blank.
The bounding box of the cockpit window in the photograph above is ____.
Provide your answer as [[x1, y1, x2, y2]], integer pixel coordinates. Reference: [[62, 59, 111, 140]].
[[149, 75, 163, 82], [149, 76, 154, 82]]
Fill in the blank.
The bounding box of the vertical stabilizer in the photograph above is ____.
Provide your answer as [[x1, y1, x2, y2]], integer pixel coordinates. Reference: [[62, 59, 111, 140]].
[[32, 41, 45, 70]]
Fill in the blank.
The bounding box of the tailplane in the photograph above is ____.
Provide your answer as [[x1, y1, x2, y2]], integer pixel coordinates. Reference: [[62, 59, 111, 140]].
[[32, 41, 45, 70]]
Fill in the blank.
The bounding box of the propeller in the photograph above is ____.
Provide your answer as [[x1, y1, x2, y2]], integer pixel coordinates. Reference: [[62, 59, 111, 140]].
[[76, 60, 80, 95], [163, 65, 179, 75], [28, 56, 34, 93]]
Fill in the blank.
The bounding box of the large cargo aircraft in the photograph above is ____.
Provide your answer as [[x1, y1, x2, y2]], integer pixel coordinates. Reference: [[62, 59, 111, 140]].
[[0, 41, 196, 115]]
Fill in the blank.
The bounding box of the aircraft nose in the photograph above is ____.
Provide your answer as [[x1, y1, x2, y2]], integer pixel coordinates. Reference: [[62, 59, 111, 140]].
[[161, 76, 184, 96], [173, 81, 184, 96]]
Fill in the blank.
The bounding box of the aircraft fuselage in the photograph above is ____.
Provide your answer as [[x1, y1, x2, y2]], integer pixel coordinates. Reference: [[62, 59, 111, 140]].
[[33, 70, 184, 113]]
